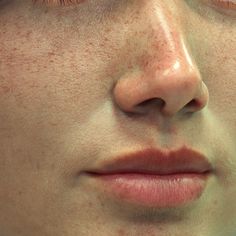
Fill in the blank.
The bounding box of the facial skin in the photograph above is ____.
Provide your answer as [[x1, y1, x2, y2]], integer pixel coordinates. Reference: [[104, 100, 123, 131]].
[[0, 0, 236, 235]]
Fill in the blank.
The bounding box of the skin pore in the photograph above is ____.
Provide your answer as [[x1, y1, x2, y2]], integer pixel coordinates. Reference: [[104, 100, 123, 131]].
[[0, 0, 236, 235]]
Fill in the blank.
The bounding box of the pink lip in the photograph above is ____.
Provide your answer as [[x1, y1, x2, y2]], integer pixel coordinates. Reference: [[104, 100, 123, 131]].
[[86, 146, 213, 208]]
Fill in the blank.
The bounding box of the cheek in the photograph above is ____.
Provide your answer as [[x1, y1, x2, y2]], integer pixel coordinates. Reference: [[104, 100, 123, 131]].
[[0, 28, 115, 135], [185, 18, 236, 121], [0, 0, 131, 112], [0, 17, 79, 105]]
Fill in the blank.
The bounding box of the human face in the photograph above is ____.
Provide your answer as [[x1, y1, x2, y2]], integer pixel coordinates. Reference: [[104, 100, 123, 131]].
[[0, 0, 236, 235]]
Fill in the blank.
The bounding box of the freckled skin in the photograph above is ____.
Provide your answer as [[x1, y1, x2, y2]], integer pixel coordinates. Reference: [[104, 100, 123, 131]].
[[0, 0, 236, 236]]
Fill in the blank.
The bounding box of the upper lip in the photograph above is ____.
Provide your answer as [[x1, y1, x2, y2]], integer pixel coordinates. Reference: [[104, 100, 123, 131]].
[[86, 145, 213, 175]]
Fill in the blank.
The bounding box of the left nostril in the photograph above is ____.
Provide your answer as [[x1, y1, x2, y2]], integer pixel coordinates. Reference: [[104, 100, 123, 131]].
[[191, 98, 206, 108], [184, 99, 203, 113], [187, 99, 198, 107], [138, 98, 165, 109]]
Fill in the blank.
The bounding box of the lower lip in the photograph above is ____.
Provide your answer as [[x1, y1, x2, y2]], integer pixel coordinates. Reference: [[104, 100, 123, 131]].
[[89, 173, 209, 208]]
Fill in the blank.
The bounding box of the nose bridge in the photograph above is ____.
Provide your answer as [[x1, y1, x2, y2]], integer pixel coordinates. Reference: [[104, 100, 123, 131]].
[[139, 2, 195, 75], [143, 29, 200, 99]]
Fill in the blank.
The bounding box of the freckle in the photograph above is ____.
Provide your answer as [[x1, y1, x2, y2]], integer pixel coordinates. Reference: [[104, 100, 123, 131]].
[[168, 126, 177, 134], [105, 28, 111, 33], [49, 122, 57, 126], [26, 30, 32, 38], [36, 162, 40, 170], [126, 60, 134, 70], [48, 52, 55, 57], [117, 228, 126, 236], [213, 200, 218, 205], [1, 86, 11, 94]]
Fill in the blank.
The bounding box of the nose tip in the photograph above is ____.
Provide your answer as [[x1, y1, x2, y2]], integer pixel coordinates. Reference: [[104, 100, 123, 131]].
[[113, 61, 209, 117], [112, 17, 209, 118]]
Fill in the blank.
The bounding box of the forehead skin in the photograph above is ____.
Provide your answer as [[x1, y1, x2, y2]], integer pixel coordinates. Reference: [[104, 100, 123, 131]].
[[0, 0, 236, 236]]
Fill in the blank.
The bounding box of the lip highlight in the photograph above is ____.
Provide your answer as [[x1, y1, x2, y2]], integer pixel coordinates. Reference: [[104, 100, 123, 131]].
[[86, 146, 212, 208]]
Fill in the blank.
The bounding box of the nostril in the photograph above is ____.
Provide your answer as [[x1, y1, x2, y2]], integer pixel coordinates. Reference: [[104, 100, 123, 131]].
[[186, 99, 202, 109], [134, 98, 166, 114], [138, 98, 165, 108], [123, 98, 165, 116], [183, 99, 204, 114]]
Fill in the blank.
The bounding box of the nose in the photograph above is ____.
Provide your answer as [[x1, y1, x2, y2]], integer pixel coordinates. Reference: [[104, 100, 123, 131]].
[[113, 2, 209, 117]]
